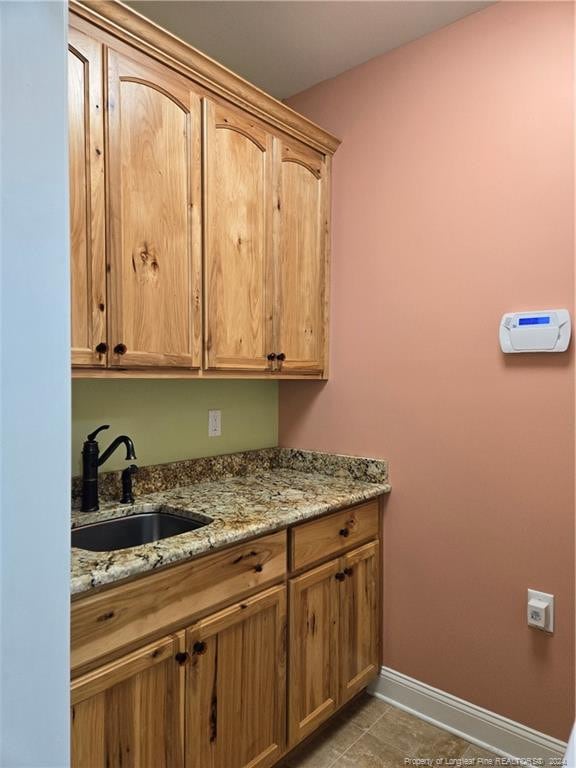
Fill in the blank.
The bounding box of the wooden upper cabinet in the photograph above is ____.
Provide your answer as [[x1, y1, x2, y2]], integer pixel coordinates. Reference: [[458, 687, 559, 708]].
[[106, 49, 202, 368], [204, 101, 274, 371], [274, 140, 329, 375], [71, 634, 183, 768], [69, 5, 338, 378], [339, 540, 380, 704], [68, 29, 107, 367], [185, 585, 286, 768]]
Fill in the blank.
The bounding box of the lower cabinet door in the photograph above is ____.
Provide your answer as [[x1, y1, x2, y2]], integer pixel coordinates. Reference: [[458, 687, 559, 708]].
[[340, 540, 380, 704], [71, 634, 184, 768], [185, 585, 287, 768], [288, 557, 341, 747]]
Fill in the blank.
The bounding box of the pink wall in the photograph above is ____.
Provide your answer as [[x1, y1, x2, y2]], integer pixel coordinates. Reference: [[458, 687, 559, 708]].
[[281, 1, 575, 740]]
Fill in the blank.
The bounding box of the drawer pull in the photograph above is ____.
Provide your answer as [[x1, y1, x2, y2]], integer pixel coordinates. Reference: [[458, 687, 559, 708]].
[[254, 563, 263, 573], [175, 651, 190, 665], [193, 641, 207, 655], [95, 342, 108, 354], [339, 528, 350, 538], [335, 572, 345, 582]]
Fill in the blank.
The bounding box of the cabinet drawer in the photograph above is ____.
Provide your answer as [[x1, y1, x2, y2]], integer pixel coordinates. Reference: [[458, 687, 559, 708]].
[[71, 530, 286, 674], [290, 501, 379, 571]]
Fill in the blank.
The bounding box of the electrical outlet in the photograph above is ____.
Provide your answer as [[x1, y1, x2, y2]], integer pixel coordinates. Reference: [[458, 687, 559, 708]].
[[208, 409, 221, 437], [527, 589, 554, 632]]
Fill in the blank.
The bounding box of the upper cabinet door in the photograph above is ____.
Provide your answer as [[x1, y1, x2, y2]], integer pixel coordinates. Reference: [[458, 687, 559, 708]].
[[204, 101, 274, 371], [274, 140, 329, 375], [69, 29, 107, 367], [107, 50, 202, 368]]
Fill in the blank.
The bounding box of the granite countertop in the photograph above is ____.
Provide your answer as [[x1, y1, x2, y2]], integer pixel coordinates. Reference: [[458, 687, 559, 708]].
[[71, 448, 390, 597]]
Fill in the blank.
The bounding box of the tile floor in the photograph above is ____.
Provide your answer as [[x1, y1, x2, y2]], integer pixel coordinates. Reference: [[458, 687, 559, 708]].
[[279, 693, 498, 768]]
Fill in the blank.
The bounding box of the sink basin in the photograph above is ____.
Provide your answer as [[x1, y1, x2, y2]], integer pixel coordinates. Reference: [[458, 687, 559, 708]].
[[71, 508, 212, 552]]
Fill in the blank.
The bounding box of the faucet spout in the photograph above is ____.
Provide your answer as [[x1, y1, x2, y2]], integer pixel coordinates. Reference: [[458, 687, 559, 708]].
[[98, 435, 137, 467]]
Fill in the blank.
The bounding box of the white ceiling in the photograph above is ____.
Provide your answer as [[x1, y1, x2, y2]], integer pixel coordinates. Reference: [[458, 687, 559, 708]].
[[129, 1, 494, 99]]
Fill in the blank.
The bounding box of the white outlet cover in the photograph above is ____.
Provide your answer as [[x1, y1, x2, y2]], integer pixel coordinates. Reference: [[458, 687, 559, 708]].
[[208, 409, 221, 437], [527, 588, 554, 633]]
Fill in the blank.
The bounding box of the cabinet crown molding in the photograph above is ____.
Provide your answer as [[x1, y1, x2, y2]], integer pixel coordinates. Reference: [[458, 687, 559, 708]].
[[69, 0, 341, 155]]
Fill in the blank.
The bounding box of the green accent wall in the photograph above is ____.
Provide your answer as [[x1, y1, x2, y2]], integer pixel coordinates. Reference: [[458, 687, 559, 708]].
[[72, 380, 278, 475]]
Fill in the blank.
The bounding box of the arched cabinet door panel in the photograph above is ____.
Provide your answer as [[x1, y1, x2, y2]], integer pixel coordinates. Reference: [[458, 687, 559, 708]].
[[107, 49, 202, 369], [203, 101, 274, 371], [69, 29, 107, 367], [273, 140, 330, 375]]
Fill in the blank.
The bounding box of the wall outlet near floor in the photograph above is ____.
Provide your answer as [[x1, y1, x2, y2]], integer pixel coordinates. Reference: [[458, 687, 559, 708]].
[[527, 589, 554, 632], [208, 409, 222, 437]]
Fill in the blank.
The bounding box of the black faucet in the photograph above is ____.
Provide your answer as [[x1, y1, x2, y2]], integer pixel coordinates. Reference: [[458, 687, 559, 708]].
[[81, 425, 137, 512]]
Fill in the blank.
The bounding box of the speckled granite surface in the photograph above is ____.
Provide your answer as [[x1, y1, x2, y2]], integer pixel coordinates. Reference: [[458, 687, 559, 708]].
[[71, 448, 388, 506], [71, 449, 390, 597], [71, 448, 280, 506]]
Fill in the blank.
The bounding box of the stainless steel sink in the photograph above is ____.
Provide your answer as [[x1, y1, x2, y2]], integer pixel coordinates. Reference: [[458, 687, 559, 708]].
[[71, 508, 212, 552]]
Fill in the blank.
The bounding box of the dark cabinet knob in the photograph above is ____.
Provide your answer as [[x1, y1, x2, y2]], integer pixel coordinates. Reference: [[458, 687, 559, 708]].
[[175, 651, 189, 665], [114, 343, 127, 355], [254, 563, 263, 573], [277, 353, 286, 361], [267, 353, 276, 361], [339, 528, 350, 538], [95, 342, 108, 354], [193, 641, 207, 655], [335, 572, 346, 582]]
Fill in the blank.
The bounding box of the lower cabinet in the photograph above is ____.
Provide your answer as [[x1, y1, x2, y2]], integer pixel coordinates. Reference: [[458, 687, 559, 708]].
[[70, 504, 381, 768], [339, 541, 380, 704], [71, 634, 184, 768], [288, 540, 380, 747], [185, 585, 286, 768], [71, 586, 286, 768], [288, 557, 340, 745]]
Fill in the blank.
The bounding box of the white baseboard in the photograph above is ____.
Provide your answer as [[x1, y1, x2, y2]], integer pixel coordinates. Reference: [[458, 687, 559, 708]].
[[369, 666, 567, 762]]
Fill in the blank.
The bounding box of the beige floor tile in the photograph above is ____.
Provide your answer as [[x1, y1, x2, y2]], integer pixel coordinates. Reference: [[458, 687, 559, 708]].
[[277, 738, 340, 768], [463, 744, 499, 763], [426, 730, 470, 760], [280, 719, 364, 768], [369, 706, 469, 759], [333, 732, 407, 768], [278, 698, 492, 768], [276, 741, 339, 768], [338, 693, 390, 732], [322, 716, 365, 753]]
